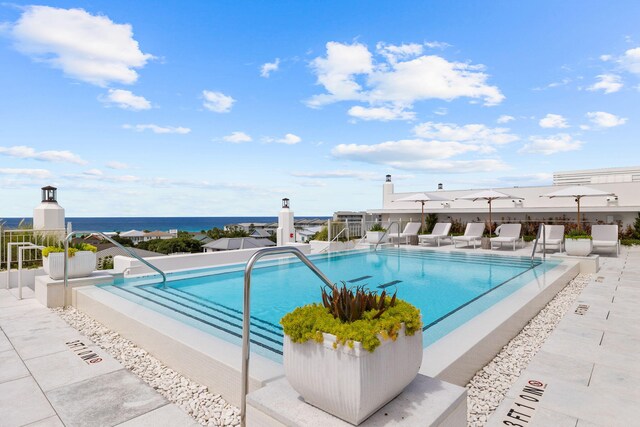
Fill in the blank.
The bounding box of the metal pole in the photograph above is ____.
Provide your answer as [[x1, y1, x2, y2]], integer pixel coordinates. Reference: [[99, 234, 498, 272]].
[[542, 223, 546, 261], [63, 238, 69, 307]]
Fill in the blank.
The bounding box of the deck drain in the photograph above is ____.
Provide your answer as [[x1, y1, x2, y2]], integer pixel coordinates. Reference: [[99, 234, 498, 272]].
[[575, 304, 589, 315], [596, 276, 604, 282]]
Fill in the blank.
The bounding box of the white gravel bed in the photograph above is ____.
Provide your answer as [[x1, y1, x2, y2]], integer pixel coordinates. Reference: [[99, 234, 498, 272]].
[[465, 273, 591, 426], [52, 307, 240, 426]]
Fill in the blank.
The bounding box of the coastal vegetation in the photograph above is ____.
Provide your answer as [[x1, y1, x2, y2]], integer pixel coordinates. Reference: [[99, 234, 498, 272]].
[[136, 237, 202, 254]]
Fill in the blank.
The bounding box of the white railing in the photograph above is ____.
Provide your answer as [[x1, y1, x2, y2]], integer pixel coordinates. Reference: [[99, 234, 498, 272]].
[[1, 226, 66, 271]]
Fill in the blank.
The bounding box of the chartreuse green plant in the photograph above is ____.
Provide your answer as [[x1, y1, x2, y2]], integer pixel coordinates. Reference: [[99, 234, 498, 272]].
[[281, 283, 422, 352], [42, 243, 97, 258], [565, 230, 592, 240], [369, 223, 386, 232]]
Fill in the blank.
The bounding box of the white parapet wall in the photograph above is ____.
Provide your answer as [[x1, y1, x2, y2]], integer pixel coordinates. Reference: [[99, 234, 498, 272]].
[[0, 267, 46, 289], [114, 243, 311, 275]]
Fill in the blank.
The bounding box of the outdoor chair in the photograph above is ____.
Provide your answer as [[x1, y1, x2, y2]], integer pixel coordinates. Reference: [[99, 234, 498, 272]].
[[536, 225, 564, 253], [388, 222, 422, 245], [490, 224, 522, 251], [452, 223, 485, 249], [418, 223, 452, 247], [591, 224, 620, 256]]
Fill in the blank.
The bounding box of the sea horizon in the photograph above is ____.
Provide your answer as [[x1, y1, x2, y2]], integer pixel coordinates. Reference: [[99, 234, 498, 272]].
[[0, 216, 330, 233]]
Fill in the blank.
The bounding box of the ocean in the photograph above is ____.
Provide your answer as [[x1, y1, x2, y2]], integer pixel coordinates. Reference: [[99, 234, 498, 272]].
[[0, 217, 329, 233]]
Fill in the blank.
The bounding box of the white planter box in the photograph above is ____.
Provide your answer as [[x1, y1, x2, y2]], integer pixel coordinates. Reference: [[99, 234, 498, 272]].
[[366, 231, 388, 244], [565, 238, 593, 256], [284, 324, 422, 425], [43, 251, 97, 280]]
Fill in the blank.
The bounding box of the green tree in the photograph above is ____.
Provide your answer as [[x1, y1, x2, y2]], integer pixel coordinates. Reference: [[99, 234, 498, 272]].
[[633, 212, 640, 239]]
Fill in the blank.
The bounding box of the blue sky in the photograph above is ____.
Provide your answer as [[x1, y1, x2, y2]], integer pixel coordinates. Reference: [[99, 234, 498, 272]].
[[1, 1, 639, 217]]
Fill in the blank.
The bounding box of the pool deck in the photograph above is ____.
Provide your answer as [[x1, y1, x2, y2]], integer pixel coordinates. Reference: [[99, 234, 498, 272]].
[[0, 243, 637, 426]]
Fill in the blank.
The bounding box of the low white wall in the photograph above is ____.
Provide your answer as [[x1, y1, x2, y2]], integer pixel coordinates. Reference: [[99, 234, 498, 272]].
[[308, 240, 356, 254], [114, 243, 311, 275], [0, 267, 46, 289]]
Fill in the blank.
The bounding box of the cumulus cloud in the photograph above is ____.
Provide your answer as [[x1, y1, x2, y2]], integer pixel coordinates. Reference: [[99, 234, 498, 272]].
[[0, 145, 87, 164], [222, 131, 252, 143], [202, 90, 235, 113], [587, 74, 623, 94], [586, 111, 627, 128], [291, 170, 379, 180], [520, 134, 583, 155], [348, 105, 415, 121], [620, 47, 640, 74], [424, 41, 451, 49], [0, 168, 52, 179], [122, 124, 191, 134], [83, 168, 103, 176], [413, 122, 519, 145], [539, 113, 569, 129], [106, 161, 130, 170], [306, 41, 504, 119], [276, 133, 301, 145], [101, 89, 151, 110], [497, 115, 515, 123], [260, 58, 280, 78], [7, 5, 153, 86]]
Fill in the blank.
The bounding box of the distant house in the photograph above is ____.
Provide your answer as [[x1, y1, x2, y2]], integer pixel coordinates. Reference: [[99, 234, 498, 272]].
[[143, 230, 173, 241], [191, 233, 214, 244], [249, 229, 272, 239], [296, 226, 323, 243], [119, 229, 146, 244], [202, 237, 275, 252]]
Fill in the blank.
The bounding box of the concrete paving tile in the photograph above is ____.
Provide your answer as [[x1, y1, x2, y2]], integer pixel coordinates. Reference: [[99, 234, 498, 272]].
[[600, 330, 640, 358], [24, 416, 65, 427], [10, 326, 87, 360], [0, 349, 30, 384], [0, 376, 56, 427], [543, 324, 604, 350], [522, 351, 594, 388], [1, 312, 71, 339], [576, 419, 608, 427], [116, 403, 199, 427], [47, 369, 167, 427], [0, 330, 12, 352], [25, 343, 124, 391], [589, 363, 640, 403], [486, 397, 578, 427]]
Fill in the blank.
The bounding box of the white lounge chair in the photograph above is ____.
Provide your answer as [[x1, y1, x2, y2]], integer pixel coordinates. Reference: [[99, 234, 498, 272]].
[[591, 224, 620, 256], [536, 225, 564, 253], [418, 223, 452, 247], [490, 224, 522, 251], [388, 222, 422, 245], [452, 223, 485, 249]]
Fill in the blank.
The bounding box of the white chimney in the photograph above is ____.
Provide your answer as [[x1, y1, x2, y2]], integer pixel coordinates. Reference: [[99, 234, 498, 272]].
[[33, 186, 65, 230], [277, 198, 295, 246]]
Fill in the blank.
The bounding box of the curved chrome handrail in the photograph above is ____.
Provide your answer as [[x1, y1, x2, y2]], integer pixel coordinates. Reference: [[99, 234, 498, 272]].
[[63, 230, 167, 305], [319, 226, 348, 253], [240, 246, 333, 426], [530, 223, 546, 263], [374, 221, 401, 251]]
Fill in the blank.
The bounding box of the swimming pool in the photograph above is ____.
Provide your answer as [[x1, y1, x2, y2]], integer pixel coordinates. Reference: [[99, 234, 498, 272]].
[[101, 248, 559, 362]]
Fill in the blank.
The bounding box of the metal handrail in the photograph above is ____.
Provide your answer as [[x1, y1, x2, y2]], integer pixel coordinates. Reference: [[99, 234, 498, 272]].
[[531, 223, 546, 262], [63, 231, 167, 305], [320, 227, 347, 253], [374, 221, 402, 250], [18, 243, 44, 299], [240, 246, 334, 426]]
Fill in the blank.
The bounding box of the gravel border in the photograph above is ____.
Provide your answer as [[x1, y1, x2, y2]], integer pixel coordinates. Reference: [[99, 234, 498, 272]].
[[52, 307, 240, 426], [465, 273, 591, 426]]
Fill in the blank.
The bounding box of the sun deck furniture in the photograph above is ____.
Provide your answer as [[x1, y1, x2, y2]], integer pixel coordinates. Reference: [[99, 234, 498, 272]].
[[452, 223, 485, 249], [591, 224, 620, 256], [418, 223, 452, 247], [490, 224, 522, 251], [536, 225, 564, 253], [388, 222, 422, 245]]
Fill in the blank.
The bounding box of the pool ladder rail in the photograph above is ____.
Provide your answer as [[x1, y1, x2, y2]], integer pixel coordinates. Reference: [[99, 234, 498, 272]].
[[530, 223, 547, 263], [240, 246, 334, 427], [374, 221, 402, 251]]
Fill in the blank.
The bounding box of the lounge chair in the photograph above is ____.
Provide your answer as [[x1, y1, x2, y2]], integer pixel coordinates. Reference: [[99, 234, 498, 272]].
[[452, 223, 485, 249], [418, 223, 452, 247], [591, 224, 620, 256], [536, 225, 564, 253], [388, 222, 422, 245], [490, 224, 522, 251]]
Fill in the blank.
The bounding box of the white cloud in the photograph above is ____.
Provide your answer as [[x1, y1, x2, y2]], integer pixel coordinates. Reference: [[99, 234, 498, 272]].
[[434, 107, 448, 116], [586, 111, 627, 128], [8, 6, 153, 86], [260, 58, 280, 78], [587, 74, 623, 94], [307, 41, 504, 113], [539, 113, 569, 129], [222, 131, 252, 143], [106, 161, 130, 170], [202, 90, 235, 113], [348, 105, 415, 121], [413, 122, 519, 145], [600, 54, 612, 61], [497, 115, 515, 123], [621, 47, 640, 74], [533, 78, 571, 91], [0, 145, 87, 164], [122, 124, 191, 134], [520, 134, 583, 155], [0, 168, 52, 179], [277, 133, 301, 145], [291, 170, 379, 180], [83, 168, 103, 176], [101, 89, 151, 110], [424, 41, 451, 49]]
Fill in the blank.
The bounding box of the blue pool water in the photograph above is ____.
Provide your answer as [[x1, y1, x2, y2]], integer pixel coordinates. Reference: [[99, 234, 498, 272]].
[[102, 248, 559, 362]]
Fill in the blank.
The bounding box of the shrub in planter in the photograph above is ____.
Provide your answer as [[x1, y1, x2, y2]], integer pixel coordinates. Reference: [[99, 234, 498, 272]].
[[281, 284, 422, 425], [43, 243, 97, 280], [564, 230, 592, 256], [366, 223, 387, 243]]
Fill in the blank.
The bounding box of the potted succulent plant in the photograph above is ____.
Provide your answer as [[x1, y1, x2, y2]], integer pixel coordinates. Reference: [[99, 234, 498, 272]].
[[564, 230, 593, 256], [366, 223, 387, 244], [42, 243, 97, 280], [281, 284, 422, 425]]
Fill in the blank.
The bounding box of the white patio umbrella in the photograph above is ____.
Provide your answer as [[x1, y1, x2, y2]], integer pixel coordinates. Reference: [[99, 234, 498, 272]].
[[456, 190, 519, 236], [541, 185, 615, 230], [393, 192, 451, 232]]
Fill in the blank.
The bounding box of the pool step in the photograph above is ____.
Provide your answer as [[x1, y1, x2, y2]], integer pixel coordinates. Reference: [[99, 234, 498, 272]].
[[378, 249, 539, 269]]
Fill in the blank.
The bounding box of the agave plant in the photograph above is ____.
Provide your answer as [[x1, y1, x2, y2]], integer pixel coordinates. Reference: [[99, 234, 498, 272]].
[[321, 282, 396, 323]]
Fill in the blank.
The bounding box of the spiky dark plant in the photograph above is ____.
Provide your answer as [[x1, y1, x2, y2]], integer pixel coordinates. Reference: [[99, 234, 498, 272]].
[[321, 282, 396, 323]]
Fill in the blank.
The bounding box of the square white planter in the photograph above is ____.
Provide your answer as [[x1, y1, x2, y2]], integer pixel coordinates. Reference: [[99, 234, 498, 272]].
[[564, 238, 593, 256], [43, 251, 97, 280], [284, 324, 422, 425], [366, 231, 387, 244]]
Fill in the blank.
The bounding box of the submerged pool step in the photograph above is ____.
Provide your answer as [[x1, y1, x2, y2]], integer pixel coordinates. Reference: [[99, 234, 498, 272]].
[[378, 249, 540, 269]]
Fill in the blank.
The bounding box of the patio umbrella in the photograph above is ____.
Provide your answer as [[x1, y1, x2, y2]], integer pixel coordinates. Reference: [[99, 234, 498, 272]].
[[456, 190, 519, 236], [393, 192, 450, 233], [541, 185, 615, 230]]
